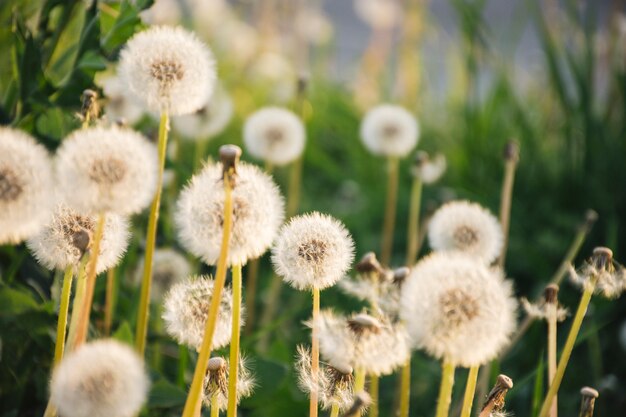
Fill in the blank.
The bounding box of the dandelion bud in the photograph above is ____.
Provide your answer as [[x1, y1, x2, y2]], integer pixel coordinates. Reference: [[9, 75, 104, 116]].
[[544, 284, 559, 304], [591, 247, 613, 271], [342, 391, 372, 417], [392, 266, 410, 285], [582, 209, 598, 232], [360, 104, 419, 158], [521, 283, 568, 322], [219, 144, 242, 176], [481, 374, 513, 414], [80, 89, 100, 123], [570, 247, 625, 299], [347, 313, 382, 336], [579, 386, 599, 417], [203, 355, 254, 411], [355, 252, 382, 274], [503, 140, 519, 163], [411, 151, 446, 184]]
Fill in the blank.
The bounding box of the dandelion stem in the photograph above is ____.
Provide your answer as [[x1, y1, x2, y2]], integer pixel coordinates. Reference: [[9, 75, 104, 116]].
[[435, 360, 455, 417], [135, 112, 169, 356], [330, 403, 340, 417], [398, 359, 411, 417], [104, 267, 116, 336], [369, 376, 379, 417], [53, 266, 74, 365], [227, 263, 243, 417], [548, 302, 558, 417], [537, 276, 598, 417], [66, 256, 89, 352], [181, 171, 234, 417], [310, 287, 321, 417], [381, 157, 399, 266], [460, 365, 479, 417], [405, 176, 423, 265], [72, 212, 106, 349], [353, 368, 367, 417], [288, 156, 303, 217], [244, 258, 260, 335], [497, 143, 519, 268], [211, 393, 220, 417]]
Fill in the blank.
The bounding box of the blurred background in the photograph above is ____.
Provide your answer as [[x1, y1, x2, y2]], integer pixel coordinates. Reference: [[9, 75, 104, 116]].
[[1, 0, 625, 416]]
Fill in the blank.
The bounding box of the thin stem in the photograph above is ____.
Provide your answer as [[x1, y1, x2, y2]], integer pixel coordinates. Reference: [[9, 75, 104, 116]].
[[369, 375, 379, 417], [104, 267, 116, 336], [381, 157, 399, 266], [330, 403, 340, 417], [227, 264, 243, 417], [405, 176, 423, 265], [72, 212, 106, 349], [244, 258, 259, 335], [354, 368, 366, 417], [460, 366, 479, 417], [135, 112, 169, 356], [258, 272, 283, 352], [211, 393, 220, 417], [53, 266, 74, 365], [177, 345, 188, 389], [66, 256, 89, 352], [287, 156, 303, 217], [537, 277, 598, 417], [181, 174, 234, 417], [398, 359, 411, 417], [310, 287, 320, 417], [497, 157, 518, 268], [435, 360, 455, 417], [548, 303, 558, 417]]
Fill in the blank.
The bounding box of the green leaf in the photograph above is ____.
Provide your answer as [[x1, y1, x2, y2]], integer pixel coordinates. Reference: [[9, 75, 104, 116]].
[[148, 378, 187, 408], [0, 286, 43, 316], [112, 321, 134, 345]]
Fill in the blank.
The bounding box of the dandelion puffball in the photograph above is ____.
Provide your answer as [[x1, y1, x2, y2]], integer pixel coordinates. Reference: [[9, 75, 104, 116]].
[[27, 204, 129, 273], [0, 127, 55, 244], [175, 162, 284, 266], [55, 126, 158, 215], [428, 200, 503, 263], [50, 339, 149, 417], [360, 104, 419, 157], [272, 212, 355, 291], [119, 26, 216, 115], [134, 248, 191, 301], [243, 107, 306, 166], [172, 84, 233, 140], [400, 252, 517, 367], [202, 356, 255, 410], [162, 276, 241, 350]]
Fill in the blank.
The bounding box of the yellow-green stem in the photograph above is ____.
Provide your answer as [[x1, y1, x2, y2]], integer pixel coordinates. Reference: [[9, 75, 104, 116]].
[[66, 256, 89, 353], [353, 368, 366, 417], [548, 303, 558, 417], [497, 158, 517, 268], [381, 157, 399, 266], [211, 393, 220, 417], [135, 112, 169, 356], [330, 403, 340, 417], [537, 277, 598, 417], [181, 174, 234, 417], [310, 287, 320, 417], [398, 359, 411, 417], [460, 366, 479, 417], [369, 375, 379, 417], [435, 360, 455, 417], [287, 156, 303, 217], [405, 177, 423, 265], [104, 267, 116, 336], [244, 258, 259, 335], [227, 264, 243, 417], [53, 266, 74, 365]]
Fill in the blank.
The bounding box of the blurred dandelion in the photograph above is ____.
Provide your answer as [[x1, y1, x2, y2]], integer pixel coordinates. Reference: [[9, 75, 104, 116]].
[[172, 84, 234, 141], [202, 356, 255, 413], [134, 248, 191, 301], [100, 74, 144, 125]]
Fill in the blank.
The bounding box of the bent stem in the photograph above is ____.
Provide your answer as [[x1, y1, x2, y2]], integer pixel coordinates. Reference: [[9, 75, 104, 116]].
[[135, 112, 170, 356], [227, 264, 243, 417], [398, 359, 411, 417], [310, 287, 321, 417], [104, 267, 116, 336], [435, 360, 455, 417], [53, 266, 74, 364], [460, 365, 479, 417], [181, 174, 234, 417], [548, 303, 558, 417], [537, 277, 598, 417], [405, 176, 423, 265], [381, 157, 399, 266]]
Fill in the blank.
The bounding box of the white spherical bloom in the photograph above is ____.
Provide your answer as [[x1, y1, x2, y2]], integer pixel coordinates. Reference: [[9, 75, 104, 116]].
[[243, 107, 306, 166], [354, 0, 400, 30], [50, 339, 149, 417], [134, 248, 191, 301], [295, 9, 333, 45], [250, 52, 295, 103], [27, 204, 129, 273], [172, 84, 234, 141], [412, 152, 446, 184], [100, 75, 144, 125], [428, 200, 503, 263], [400, 252, 517, 367], [272, 212, 355, 291], [175, 162, 284, 266], [55, 126, 158, 215], [0, 127, 55, 244], [360, 104, 419, 157], [118, 26, 216, 115], [162, 276, 241, 350]]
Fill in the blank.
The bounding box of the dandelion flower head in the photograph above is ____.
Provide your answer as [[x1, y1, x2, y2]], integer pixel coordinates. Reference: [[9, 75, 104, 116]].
[[202, 356, 255, 410], [172, 84, 233, 140], [134, 248, 191, 300], [569, 247, 626, 299], [360, 104, 419, 158], [100, 74, 144, 125]]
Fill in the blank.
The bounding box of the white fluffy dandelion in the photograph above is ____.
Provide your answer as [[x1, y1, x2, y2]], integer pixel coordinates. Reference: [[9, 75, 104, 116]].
[[428, 200, 504, 264], [202, 356, 255, 411], [100, 74, 144, 125], [162, 276, 241, 350], [55, 126, 158, 215], [175, 161, 284, 266], [272, 212, 355, 291], [27, 204, 129, 273], [400, 252, 517, 367], [0, 127, 55, 244], [134, 248, 191, 300], [250, 52, 296, 103], [360, 104, 419, 158], [354, 0, 400, 30], [172, 84, 233, 141], [49, 339, 149, 417], [243, 107, 306, 166], [412, 151, 446, 184], [118, 26, 216, 115]]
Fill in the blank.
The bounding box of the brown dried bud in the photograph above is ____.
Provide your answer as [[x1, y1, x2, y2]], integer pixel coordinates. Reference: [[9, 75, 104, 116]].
[[219, 144, 242, 185], [72, 229, 92, 258], [392, 266, 411, 285], [579, 386, 599, 417], [80, 89, 100, 124], [481, 374, 513, 412], [544, 284, 559, 304], [347, 313, 382, 337], [355, 252, 382, 274], [207, 357, 226, 372], [503, 140, 519, 163], [591, 247, 613, 272]]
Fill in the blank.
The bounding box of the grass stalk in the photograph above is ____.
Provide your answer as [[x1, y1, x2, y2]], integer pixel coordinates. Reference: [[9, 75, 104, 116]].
[[405, 176, 423, 265], [460, 365, 479, 417], [53, 266, 74, 364], [135, 112, 170, 356], [381, 157, 399, 266], [497, 143, 519, 268], [435, 360, 455, 417], [227, 264, 243, 417], [398, 359, 411, 417], [548, 302, 558, 417], [310, 287, 320, 417], [103, 267, 116, 336]]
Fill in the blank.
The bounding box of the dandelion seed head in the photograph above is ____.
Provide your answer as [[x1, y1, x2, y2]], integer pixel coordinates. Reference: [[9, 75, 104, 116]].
[[172, 84, 233, 140], [176, 162, 284, 266], [55, 126, 158, 215], [0, 127, 55, 244], [360, 104, 419, 157], [250, 52, 296, 103], [134, 248, 191, 300], [202, 355, 255, 410], [50, 339, 148, 417], [272, 212, 354, 291], [569, 247, 626, 298], [412, 151, 446, 184], [428, 200, 503, 263], [162, 276, 241, 350], [100, 75, 144, 125], [243, 107, 306, 166], [119, 26, 216, 115], [400, 252, 517, 367]]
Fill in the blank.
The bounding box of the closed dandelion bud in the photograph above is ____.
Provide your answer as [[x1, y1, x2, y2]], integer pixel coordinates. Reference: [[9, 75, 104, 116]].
[[27, 204, 129, 273], [503, 140, 519, 163], [579, 386, 599, 417], [118, 26, 216, 115], [412, 151, 446, 184], [50, 339, 149, 417], [134, 248, 191, 300], [0, 127, 55, 244], [243, 107, 306, 166], [162, 276, 240, 350], [480, 374, 513, 417], [272, 212, 355, 291], [202, 355, 255, 411], [360, 104, 419, 158], [428, 200, 504, 263], [55, 126, 158, 215], [172, 84, 233, 140], [175, 161, 284, 266], [400, 253, 517, 367], [569, 247, 626, 299]]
